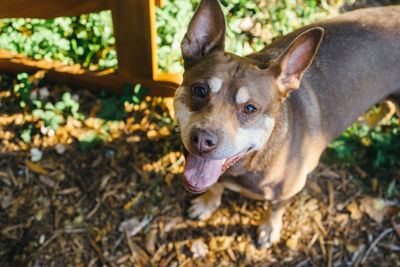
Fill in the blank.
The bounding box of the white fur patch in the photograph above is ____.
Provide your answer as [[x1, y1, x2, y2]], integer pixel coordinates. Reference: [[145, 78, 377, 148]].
[[236, 87, 250, 104], [235, 116, 275, 152], [188, 183, 224, 220], [173, 86, 192, 147], [209, 77, 223, 93], [174, 86, 185, 98]]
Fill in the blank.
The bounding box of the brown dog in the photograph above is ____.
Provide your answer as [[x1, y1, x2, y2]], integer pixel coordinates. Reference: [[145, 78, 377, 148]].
[[173, 0, 400, 247]]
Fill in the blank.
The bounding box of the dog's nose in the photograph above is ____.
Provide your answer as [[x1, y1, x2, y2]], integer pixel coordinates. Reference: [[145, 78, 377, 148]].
[[190, 128, 218, 153]]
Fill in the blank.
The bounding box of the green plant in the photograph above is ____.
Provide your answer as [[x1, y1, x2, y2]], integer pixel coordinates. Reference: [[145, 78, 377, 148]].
[[78, 130, 107, 151], [96, 84, 148, 121], [13, 72, 33, 108], [327, 117, 400, 172], [31, 92, 83, 131], [0, 11, 116, 69], [155, 0, 337, 73]]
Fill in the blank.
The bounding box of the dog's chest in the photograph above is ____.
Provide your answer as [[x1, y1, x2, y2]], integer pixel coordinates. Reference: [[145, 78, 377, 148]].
[[220, 158, 280, 200]]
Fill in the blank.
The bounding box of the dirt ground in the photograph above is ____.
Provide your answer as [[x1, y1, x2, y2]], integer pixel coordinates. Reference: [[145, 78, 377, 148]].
[[0, 71, 399, 267]]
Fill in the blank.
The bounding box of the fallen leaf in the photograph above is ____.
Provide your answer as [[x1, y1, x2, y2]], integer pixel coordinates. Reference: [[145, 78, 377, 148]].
[[346, 201, 362, 221], [286, 234, 299, 250], [145, 229, 158, 254], [30, 148, 43, 162], [123, 191, 143, 212], [26, 160, 49, 175], [119, 215, 152, 237], [359, 197, 387, 223], [191, 239, 208, 258], [163, 97, 175, 119], [209, 236, 234, 252], [345, 242, 360, 253], [55, 143, 66, 154], [39, 175, 55, 188], [164, 173, 175, 186]]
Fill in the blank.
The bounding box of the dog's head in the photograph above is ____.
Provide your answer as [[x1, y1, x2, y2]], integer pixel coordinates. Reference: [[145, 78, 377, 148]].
[[174, 0, 323, 193]]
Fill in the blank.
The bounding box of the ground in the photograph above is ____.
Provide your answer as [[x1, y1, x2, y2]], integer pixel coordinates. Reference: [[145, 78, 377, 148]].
[[0, 72, 399, 267]]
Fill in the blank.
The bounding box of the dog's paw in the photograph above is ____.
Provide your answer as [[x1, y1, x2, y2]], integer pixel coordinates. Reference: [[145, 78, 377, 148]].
[[188, 198, 214, 220], [257, 220, 282, 248], [188, 193, 221, 220]]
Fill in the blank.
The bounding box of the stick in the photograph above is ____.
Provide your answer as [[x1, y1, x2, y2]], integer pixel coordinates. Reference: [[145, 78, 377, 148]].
[[360, 227, 393, 265]]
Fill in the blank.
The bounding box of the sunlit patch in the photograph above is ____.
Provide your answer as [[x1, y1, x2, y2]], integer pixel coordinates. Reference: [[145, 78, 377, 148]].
[[142, 151, 185, 174]]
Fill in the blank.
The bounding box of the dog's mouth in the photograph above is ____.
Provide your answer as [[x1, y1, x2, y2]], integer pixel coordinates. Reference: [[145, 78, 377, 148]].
[[183, 147, 250, 194]]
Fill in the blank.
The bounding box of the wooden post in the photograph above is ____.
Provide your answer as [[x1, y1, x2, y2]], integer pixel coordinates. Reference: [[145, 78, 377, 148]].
[[0, 0, 182, 96], [110, 0, 157, 80]]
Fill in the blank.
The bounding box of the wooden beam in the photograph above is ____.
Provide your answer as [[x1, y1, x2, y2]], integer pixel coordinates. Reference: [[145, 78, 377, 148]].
[[0, 0, 109, 19], [110, 0, 158, 80], [0, 49, 179, 96], [0, 0, 182, 96]]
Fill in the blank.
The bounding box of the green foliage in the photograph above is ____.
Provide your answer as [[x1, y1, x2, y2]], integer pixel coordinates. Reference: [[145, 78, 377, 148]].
[[20, 124, 34, 143], [14, 72, 32, 108], [96, 84, 148, 121], [32, 108, 63, 131], [31, 92, 84, 131], [0, 11, 116, 69], [78, 130, 107, 151], [0, 1, 337, 73], [155, 0, 336, 73], [327, 117, 400, 171]]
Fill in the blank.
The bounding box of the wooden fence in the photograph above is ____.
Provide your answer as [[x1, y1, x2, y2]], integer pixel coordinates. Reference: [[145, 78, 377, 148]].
[[0, 0, 182, 96]]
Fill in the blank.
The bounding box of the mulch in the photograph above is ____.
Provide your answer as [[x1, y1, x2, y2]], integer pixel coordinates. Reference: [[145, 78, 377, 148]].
[[0, 72, 399, 267]]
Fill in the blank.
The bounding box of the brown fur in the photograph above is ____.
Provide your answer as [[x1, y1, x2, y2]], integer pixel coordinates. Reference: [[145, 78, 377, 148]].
[[174, 0, 400, 247]]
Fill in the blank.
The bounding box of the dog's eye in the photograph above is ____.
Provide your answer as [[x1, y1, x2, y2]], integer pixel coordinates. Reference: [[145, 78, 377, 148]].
[[192, 86, 208, 98], [243, 104, 257, 114]]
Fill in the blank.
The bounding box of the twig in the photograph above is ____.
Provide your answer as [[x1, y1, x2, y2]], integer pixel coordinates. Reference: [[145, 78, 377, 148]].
[[361, 227, 394, 265], [336, 191, 361, 211], [86, 198, 101, 220], [125, 228, 136, 258], [392, 217, 400, 238], [89, 238, 106, 265], [327, 244, 333, 267]]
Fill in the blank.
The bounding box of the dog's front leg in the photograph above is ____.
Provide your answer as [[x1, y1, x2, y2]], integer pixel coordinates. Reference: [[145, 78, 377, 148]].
[[188, 183, 224, 220], [257, 199, 289, 248]]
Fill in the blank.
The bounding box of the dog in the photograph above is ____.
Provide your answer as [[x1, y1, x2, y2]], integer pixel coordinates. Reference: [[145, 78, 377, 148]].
[[173, 0, 400, 247]]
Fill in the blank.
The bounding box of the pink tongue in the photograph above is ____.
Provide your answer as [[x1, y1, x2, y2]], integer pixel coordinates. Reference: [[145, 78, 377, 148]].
[[184, 153, 224, 193]]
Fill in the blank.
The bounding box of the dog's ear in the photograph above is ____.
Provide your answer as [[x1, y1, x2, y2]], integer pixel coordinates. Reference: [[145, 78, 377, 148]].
[[271, 27, 324, 98], [181, 0, 226, 62]]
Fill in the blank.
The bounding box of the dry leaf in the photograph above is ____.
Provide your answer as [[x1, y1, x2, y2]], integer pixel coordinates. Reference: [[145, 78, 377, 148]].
[[191, 239, 208, 258], [26, 160, 49, 175], [163, 97, 175, 119], [164, 173, 175, 186], [209, 236, 234, 252], [286, 234, 299, 250], [123, 191, 143, 212], [119, 215, 152, 237], [345, 242, 360, 253], [30, 148, 43, 162], [145, 229, 158, 254], [346, 201, 362, 220], [359, 197, 387, 223]]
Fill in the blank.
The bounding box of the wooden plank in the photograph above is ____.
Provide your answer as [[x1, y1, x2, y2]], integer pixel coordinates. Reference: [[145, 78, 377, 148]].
[[0, 0, 182, 96], [155, 0, 165, 7], [0, 0, 108, 19], [0, 49, 178, 96], [110, 0, 158, 80]]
